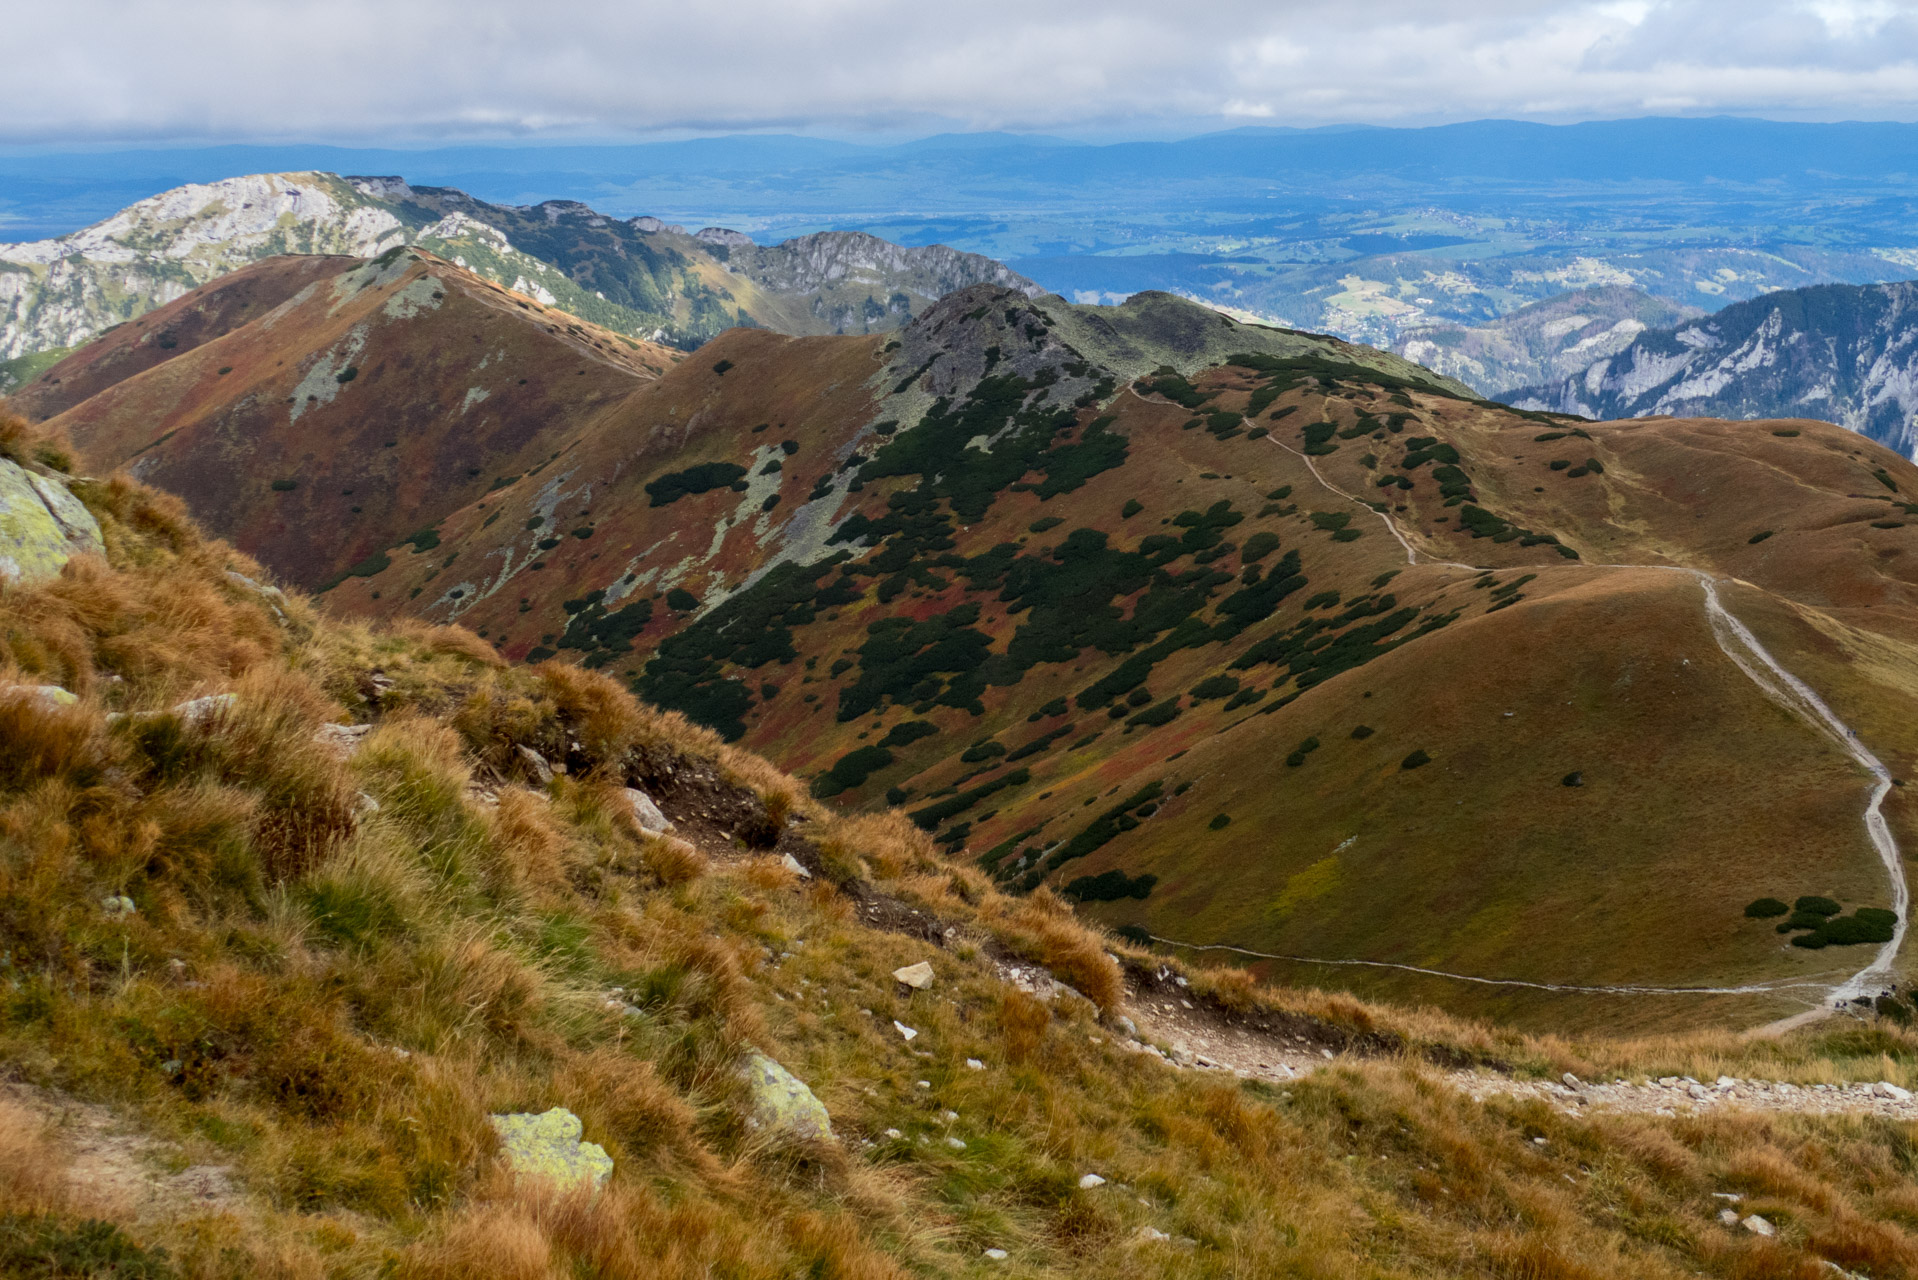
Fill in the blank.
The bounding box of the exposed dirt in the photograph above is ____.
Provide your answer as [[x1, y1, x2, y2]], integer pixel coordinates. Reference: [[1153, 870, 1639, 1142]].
[[1, 1082, 240, 1220]]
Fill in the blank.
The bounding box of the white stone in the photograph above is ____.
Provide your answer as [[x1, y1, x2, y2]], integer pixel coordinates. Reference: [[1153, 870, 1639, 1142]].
[[1078, 1173, 1106, 1189], [1875, 1081, 1912, 1101], [781, 852, 811, 878], [893, 961, 935, 989], [945, 1136, 966, 1150], [1139, 1226, 1171, 1242], [1719, 1209, 1740, 1225], [983, 1248, 1008, 1260], [893, 1020, 918, 1041], [965, 1058, 985, 1070], [1742, 1215, 1775, 1237]]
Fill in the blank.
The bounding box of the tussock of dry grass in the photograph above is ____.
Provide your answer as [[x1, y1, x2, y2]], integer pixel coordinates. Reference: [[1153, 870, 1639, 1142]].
[[7, 419, 1918, 1277]]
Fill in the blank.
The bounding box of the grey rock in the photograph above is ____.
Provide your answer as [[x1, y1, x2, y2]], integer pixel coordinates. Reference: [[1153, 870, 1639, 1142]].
[[0, 460, 102, 585], [892, 961, 935, 990], [488, 1108, 613, 1190], [622, 787, 673, 834], [516, 744, 554, 785]]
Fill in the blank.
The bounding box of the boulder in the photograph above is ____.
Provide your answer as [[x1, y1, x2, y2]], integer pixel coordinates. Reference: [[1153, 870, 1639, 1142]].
[[488, 1107, 613, 1190], [4, 684, 77, 709], [0, 460, 102, 585], [173, 693, 238, 727], [623, 787, 674, 834], [892, 961, 935, 990], [738, 1051, 834, 1144]]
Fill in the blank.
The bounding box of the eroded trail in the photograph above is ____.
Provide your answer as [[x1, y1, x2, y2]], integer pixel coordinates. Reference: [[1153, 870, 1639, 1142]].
[[1254, 430, 1908, 1012]]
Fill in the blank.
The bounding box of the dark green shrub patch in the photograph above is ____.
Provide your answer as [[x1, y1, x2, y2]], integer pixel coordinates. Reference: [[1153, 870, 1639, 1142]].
[[1190, 674, 1241, 700], [1351, 724, 1374, 739], [1223, 687, 1266, 711], [637, 555, 859, 739], [1241, 530, 1281, 562], [910, 768, 1030, 830], [1036, 782, 1164, 875], [1122, 499, 1143, 518], [1125, 698, 1182, 731], [1796, 895, 1843, 916], [1285, 736, 1321, 768], [1007, 723, 1076, 761], [712, 358, 734, 375], [646, 461, 749, 507], [665, 588, 700, 612], [1065, 869, 1159, 901], [1772, 429, 1801, 437], [960, 739, 1006, 764], [270, 478, 298, 491], [1744, 897, 1790, 918], [811, 745, 896, 798], [1401, 749, 1432, 770], [1029, 516, 1065, 533], [880, 719, 939, 749], [557, 595, 654, 668], [1136, 368, 1210, 408], [1875, 467, 1900, 492], [1208, 813, 1231, 830], [839, 602, 994, 720], [1748, 530, 1775, 544]]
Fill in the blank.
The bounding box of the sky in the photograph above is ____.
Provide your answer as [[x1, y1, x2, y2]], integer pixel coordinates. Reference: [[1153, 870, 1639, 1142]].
[[7, 0, 1918, 145]]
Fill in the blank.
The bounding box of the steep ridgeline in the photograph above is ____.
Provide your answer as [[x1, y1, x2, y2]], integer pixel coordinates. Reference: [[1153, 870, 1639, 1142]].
[[41, 276, 1918, 1032], [1395, 286, 1703, 396], [37, 249, 679, 590], [1505, 281, 1918, 458], [0, 171, 1035, 385]]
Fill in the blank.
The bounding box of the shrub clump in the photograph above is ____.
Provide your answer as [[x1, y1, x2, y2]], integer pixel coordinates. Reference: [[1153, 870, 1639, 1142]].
[[1744, 897, 1789, 918]]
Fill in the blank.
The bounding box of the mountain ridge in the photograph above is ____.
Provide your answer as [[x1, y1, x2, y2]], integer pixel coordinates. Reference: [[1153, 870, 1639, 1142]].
[[0, 171, 1036, 383], [1504, 279, 1918, 457]]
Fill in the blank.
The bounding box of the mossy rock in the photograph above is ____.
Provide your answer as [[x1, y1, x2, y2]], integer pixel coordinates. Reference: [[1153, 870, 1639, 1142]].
[[489, 1107, 613, 1190], [739, 1051, 834, 1144], [0, 460, 102, 585]]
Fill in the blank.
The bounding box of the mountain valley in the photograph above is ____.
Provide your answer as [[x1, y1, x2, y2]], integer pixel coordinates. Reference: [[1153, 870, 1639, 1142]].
[[24, 251, 1918, 1034]]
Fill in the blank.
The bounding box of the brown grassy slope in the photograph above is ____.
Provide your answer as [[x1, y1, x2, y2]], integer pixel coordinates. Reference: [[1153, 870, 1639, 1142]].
[[13, 441, 1918, 1279], [8, 255, 347, 422], [42, 250, 679, 591]]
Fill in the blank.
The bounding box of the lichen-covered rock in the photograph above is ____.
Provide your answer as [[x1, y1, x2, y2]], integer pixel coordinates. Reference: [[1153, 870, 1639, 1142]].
[[3, 684, 77, 708], [0, 460, 101, 584], [739, 1051, 834, 1144], [488, 1107, 613, 1190]]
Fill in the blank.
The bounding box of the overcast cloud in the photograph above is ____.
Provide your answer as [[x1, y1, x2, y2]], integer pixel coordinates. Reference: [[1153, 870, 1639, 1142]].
[[6, 0, 1918, 143]]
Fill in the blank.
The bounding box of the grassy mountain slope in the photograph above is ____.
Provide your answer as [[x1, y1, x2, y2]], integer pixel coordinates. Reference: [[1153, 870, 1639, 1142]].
[[42, 250, 678, 591], [231, 281, 1905, 1033], [33, 262, 1918, 1030], [11, 412, 1918, 1279]]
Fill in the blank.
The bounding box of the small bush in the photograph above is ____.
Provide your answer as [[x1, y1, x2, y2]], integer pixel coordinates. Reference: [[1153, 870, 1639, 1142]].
[[1208, 814, 1231, 831], [1401, 749, 1432, 770], [1121, 499, 1143, 518], [1350, 725, 1374, 740], [1772, 429, 1801, 437], [1744, 897, 1790, 918], [712, 359, 734, 375], [270, 478, 297, 491], [1749, 530, 1774, 544], [665, 588, 699, 612], [1796, 895, 1842, 917], [1190, 675, 1241, 700]]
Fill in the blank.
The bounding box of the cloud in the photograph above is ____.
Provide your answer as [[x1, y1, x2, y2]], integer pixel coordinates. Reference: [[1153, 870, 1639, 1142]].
[[5, 0, 1918, 144]]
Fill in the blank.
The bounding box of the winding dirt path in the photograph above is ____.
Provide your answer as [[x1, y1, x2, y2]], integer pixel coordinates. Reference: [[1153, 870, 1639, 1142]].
[[1250, 428, 1908, 1014]]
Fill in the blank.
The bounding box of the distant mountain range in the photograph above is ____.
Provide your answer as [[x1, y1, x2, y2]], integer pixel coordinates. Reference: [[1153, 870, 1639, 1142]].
[[1504, 281, 1918, 458], [0, 171, 1033, 388], [1394, 288, 1705, 396]]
